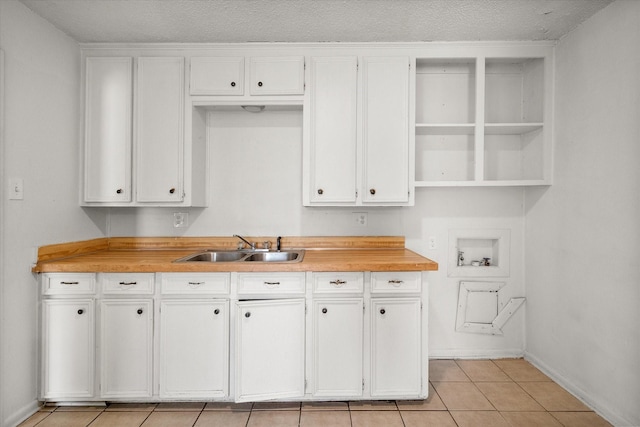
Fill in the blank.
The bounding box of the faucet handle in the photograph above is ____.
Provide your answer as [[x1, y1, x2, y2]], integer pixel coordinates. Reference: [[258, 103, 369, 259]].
[[263, 241, 272, 250]]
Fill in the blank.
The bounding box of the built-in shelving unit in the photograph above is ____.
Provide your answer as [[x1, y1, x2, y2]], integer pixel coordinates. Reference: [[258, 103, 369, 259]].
[[414, 51, 553, 187]]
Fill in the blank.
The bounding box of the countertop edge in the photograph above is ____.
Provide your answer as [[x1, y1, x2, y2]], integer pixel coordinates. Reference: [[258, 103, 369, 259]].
[[32, 240, 438, 273]]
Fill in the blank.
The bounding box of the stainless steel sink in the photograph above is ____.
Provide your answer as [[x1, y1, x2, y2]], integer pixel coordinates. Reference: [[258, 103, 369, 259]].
[[174, 250, 304, 263], [243, 251, 302, 262], [175, 251, 247, 262]]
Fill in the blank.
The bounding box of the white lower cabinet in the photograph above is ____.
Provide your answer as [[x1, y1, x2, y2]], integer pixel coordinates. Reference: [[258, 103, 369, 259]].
[[312, 298, 363, 397], [159, 299, 229, 398], [41, 270, 426, 403], [235, 299, 306, 402], [99, 299, 153, 398], [41, 299, 95, 399], [370, 297, 422, 397]]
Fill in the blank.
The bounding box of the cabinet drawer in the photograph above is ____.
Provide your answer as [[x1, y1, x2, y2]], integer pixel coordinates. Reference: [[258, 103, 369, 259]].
[[43, 273, 96, 295], [370, 272, 421, 294], [237, 272, 305, 296], [101, 273, 155, 295], [312, 272, 363, 294], [161, 273, 230, 295]]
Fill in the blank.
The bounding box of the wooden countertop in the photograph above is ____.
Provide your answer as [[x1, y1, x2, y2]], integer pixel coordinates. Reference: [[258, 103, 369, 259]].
[[32, 236, 438, 273]]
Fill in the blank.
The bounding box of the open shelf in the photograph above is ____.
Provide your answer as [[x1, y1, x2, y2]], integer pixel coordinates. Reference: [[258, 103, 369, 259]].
[[415, 58, 476, 125], [414, 52, 552, 187], [416, 123, 475, 135], [415, 133, 474, 182], [484, 123, 543, 135]]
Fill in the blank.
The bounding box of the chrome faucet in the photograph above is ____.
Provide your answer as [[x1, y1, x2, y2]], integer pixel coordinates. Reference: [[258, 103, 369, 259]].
[[234, 235, 272, 251], [234, 234, 255, 251]]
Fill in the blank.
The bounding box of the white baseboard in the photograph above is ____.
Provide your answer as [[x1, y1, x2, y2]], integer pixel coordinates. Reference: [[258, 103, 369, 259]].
[[525, 352, 635, 427], [429, 348, 524, 359], [3, 400, 40, 427]]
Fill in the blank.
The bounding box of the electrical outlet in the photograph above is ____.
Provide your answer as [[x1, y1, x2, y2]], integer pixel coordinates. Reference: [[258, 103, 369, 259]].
[[353, 212, 368, 226], [428, 236, 437, 250], [173, 212, 189, 228]]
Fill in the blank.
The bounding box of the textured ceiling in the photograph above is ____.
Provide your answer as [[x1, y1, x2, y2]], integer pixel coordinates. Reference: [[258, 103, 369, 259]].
[[20, 0, 613, 44]]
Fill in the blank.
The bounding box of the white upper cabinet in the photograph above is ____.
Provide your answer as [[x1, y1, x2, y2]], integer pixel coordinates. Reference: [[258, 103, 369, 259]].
[[84, 57, 132, 203], [305, 56, 358, 204], [304, 56, 411, 206], [136, 57, 185, 203], [189, 57, 244, 95], [189, 56, 304, 96], [249, 56, 305, 95], [82, 56, 197, 206], [362, 56, 411, 204]]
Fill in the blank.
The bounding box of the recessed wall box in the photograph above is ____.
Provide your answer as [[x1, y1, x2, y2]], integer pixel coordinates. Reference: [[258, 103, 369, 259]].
[[448, 229, 510, 277]]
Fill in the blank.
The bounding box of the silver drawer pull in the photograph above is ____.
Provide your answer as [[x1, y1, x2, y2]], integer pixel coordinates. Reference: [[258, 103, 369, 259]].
[[119, 281, 137, 286], [60, 281, 79, 285], [388, 280, 404, 286], [188, 281, 204, 286], [263, 281, 280, 286], [330, 280, 346, 286]]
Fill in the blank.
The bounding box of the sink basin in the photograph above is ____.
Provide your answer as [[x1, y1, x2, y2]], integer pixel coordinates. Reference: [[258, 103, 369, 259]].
[[174, 250, 304, 263], [175, 250, 247, 263], [243, 251, 302, 262]]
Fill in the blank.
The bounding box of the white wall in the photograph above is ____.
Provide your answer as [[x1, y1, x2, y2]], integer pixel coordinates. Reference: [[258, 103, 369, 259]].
[[107, 107, 527, 359], [0, 1, 105, 425], [524, 1, 640, 425]]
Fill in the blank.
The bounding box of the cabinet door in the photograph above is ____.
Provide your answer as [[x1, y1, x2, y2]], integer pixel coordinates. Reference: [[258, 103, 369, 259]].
[[370, 298, 421, 397], [42, 300, 94, 399], [249, 56, 305, 95], [362, 57, 410, 204], [305, 57, 358, 205], [312, 298, 363, 397], [235, 299, 305, 402], [100, 300, 153, 398], [160, 300, 229, 398], [84, 57, 132, 203], [136, 57, 184, 203], [190, 57, 244, 95]]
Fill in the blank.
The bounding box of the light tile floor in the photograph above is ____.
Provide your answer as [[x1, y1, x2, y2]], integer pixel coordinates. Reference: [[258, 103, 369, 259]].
[[19, 359, 613, 427]]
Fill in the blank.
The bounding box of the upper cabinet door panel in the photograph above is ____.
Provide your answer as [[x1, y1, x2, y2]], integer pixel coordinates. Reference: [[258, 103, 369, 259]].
[[307, 56, 358, 204], [84, 57, 132, 203], [249, 56, 305, 95], [190, 57, 244, 95], [362, 56, 410, 204], [136, 57, 185, 203]]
